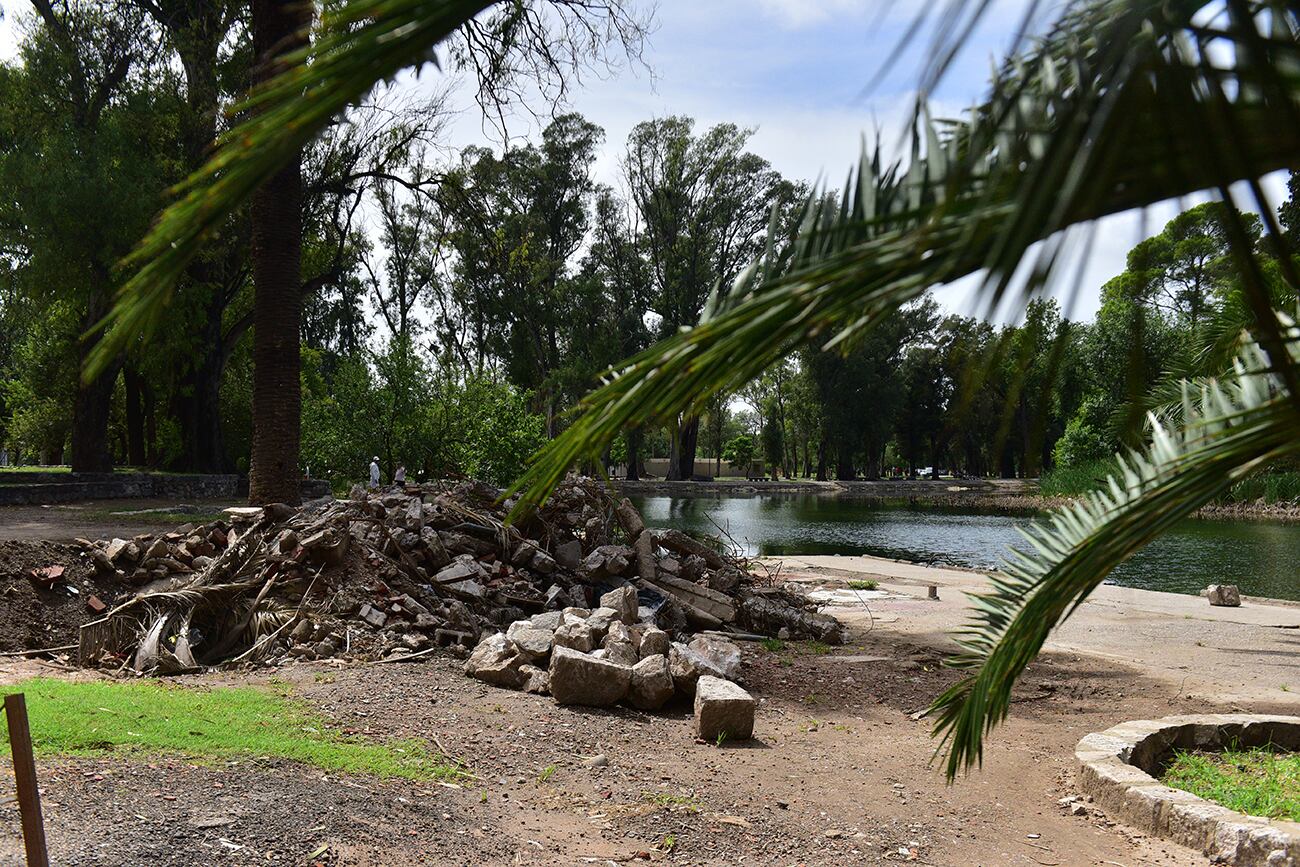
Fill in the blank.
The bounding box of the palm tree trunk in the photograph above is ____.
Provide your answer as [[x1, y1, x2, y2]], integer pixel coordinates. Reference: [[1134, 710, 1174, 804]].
[[247, 0, 308, 505]]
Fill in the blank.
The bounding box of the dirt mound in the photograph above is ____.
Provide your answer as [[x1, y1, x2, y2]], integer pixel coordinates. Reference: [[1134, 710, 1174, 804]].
[[0, 539, 127, 653]]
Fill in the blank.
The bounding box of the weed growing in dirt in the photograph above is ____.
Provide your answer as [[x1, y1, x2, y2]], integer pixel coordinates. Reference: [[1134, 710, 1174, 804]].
[[660, 833, 677, 852], [537, 765, 556, 783], [1161, 744, 1300, 821], [644, 791, 701, 812], [847, 580, 878, 591], [0, 678, 460, 780], [760, 638, 785, 652], [805, 641, 833, 656]]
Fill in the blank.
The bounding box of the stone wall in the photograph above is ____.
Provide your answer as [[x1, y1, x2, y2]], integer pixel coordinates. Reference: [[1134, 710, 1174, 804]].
[[0, 473, 239, 505]]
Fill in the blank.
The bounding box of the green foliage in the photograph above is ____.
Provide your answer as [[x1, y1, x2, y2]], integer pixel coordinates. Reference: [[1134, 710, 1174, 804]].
[[1052, 396, 1114, 470], [847, 580, 878, 591], [0, 678, 460, 780], [1162, 745, 1300, 822], [721, 434, 757, 471], [300, 341, 545, 488], [1226, 470, 1300, 505], [1037, 459, 1118, 497]]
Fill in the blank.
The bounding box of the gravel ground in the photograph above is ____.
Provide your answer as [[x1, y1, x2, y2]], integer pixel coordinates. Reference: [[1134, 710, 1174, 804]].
[[0, 635, 1239, 866]]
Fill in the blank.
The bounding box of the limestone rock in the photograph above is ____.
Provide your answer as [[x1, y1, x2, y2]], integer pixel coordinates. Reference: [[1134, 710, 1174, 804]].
[[600, 585, 639, 625], [506, 621, 555, 661], [585, 607, 620, 640], [1206, 584, 1241, 607], [520, 664, 550, 695], [464, 632, 527, 688], [688, 634, 743, 681], [548, 646, 632, 706], [638, 626, 670, 659], [553, 620, 597, 653], [693, 675, 755, 742], [669, 642, 727, 695], [628, 655, 675, 710], [554, 539, 582, 570], [529, 611, 563, 632]]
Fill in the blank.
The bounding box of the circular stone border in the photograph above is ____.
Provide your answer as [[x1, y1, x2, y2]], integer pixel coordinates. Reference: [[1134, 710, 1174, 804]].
[[1075, 714, 1300, 866]]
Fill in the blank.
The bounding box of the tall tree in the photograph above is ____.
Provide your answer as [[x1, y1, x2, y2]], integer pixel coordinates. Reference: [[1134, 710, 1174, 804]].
[[246, 0, 310, 504], [622, 117, 790, 479], [3, 1, 161, 472]]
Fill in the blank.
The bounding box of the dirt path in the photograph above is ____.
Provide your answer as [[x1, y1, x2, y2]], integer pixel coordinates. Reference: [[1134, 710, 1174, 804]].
[[0, 637, 1261, 864], [0, 500, 239, 543], [0, 551, 1295, 864]]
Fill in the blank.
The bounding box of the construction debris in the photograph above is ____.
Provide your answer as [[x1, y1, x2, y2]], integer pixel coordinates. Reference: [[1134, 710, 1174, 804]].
[[67, 479, 842, 676]]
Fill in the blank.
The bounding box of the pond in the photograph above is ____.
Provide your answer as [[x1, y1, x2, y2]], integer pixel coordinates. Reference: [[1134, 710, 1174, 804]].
[[629, 494, 1300, 602]]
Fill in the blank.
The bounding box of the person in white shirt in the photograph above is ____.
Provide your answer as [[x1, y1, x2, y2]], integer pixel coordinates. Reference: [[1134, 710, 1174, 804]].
[[369, 456, 381, 489], [394, 464, 406, 485]]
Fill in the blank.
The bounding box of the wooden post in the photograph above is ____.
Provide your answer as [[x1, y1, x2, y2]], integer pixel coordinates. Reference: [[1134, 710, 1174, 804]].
[[5, 693, 50, 867]]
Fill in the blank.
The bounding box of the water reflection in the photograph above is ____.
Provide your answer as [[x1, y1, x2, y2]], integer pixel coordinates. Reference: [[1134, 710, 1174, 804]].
[[630, 495, 1300, 601]]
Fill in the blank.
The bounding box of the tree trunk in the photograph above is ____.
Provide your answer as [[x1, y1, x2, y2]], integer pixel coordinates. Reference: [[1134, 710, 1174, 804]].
[[835, 445, 855, 481], [70, 298, 120, 473], [815, 437, 827, 481], [124, 366, 146, 466], [247, 0, 308, 505], [665, 419, 684, 480], [625, 428, 641, 481], [677, 415, 699, 479]]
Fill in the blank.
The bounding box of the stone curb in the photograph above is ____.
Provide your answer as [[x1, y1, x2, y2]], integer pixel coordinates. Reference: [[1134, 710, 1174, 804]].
[[1075, 714, 1300, 866]]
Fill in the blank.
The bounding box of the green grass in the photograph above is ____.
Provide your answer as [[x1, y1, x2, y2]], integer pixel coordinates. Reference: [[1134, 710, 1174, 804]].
[[0, 465, 71, 474], [847, 579, 878, 591], [1161, 744, 1300, 821], [0, 678, 459, 780], [1037, 459, 1117, 496], [1225, 471, 1300, 505], [760, 638, 785, 653]]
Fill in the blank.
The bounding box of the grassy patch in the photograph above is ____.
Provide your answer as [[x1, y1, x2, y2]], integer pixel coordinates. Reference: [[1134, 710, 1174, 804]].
[[0, 678, 459, 780], [847, 579, 878, 591], [644, 791, 702, 812], [1225, 470, 1300, 505], [1161, 745, 1300, 821], [804, 641, 833, 656], [1037, 459, 1117, 496], [759, 638, 785, 653]]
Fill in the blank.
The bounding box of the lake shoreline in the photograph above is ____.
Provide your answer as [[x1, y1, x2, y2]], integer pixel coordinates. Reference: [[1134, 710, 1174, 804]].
[[616, 478, 1300, 524]]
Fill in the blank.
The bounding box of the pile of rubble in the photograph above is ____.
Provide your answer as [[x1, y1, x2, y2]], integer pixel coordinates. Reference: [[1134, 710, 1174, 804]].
[[465, 583, 759, 740], [72, 478, 843, 676]]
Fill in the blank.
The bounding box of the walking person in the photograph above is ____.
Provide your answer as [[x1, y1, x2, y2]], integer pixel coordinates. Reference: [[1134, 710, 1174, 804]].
[[369, 456, 381, 490], [394, 463, 406, 485]]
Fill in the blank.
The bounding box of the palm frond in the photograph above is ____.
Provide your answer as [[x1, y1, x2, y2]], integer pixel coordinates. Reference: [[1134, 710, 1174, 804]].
[[85, 0, 493, 377], [508, 0, 1300, 515], [930, 311, 1300, 778]]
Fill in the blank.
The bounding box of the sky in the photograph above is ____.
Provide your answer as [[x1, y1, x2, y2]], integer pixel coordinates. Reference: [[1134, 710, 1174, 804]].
[[0, 0, 1290, 323]]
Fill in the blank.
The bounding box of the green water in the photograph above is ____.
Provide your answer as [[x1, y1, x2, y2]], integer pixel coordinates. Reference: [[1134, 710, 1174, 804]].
[[630, 494, 1300, 602]]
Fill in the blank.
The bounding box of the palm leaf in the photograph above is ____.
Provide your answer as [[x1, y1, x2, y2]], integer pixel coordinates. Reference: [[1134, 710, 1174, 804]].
[[931, 313, 1300, 777]]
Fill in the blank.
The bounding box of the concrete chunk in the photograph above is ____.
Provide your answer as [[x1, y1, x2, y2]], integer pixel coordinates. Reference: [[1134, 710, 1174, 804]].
[[628, 655, 675, 710], [688, 634, 743, 681], [1206, 584, 1241, 607], [464, 633, 527, 688], [693, 675, 755, 742], [638, 626, 670, 659], [600, 585, 639, 625], [548, 646, 632, 706], [506, 621, 555, 661]]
